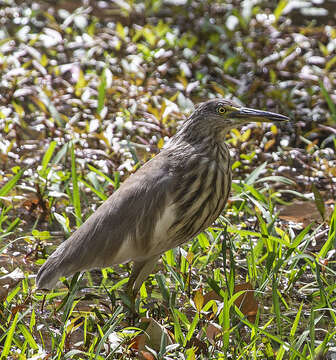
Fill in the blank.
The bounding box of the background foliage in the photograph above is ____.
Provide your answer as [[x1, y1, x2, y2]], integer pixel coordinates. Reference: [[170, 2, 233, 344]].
[[0, 0, 335, 359]]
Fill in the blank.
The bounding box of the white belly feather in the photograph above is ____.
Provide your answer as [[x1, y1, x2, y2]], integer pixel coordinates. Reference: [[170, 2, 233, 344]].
[[114, 203, 177, 263]]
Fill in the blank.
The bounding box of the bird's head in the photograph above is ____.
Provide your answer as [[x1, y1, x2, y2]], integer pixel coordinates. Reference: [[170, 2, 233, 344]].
[[169, 98, 289, 148], [193, 99, 289, 132]]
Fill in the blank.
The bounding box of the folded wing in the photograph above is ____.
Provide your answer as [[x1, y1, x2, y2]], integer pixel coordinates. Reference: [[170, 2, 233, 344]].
[[36, 153, 175, 289]]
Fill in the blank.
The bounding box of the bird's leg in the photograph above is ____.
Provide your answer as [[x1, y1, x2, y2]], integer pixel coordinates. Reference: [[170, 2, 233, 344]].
[[125, 257, 160, 317], [125, 268, 139, 316]]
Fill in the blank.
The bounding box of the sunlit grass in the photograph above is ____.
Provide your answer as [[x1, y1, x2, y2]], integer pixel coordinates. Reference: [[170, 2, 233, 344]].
[[0, 0, 335, 358]]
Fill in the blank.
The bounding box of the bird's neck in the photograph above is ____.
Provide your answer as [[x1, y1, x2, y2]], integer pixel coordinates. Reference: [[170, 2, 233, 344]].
[[167, 117, 229, 151], [165, 122, 230, 169]]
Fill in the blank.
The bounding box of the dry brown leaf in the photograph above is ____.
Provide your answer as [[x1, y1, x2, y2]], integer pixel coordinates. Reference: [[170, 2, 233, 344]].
[[234, 282, 258, 323], [139, 350, 155, 360], [279, 200, 332, 227], [129, 317, 173, 352], [203, 282, 258, 322], [186, 337, 208, 356], [206, 322, 222, 344], [130, 334, 146, 351], [203, 290, 222, 305]]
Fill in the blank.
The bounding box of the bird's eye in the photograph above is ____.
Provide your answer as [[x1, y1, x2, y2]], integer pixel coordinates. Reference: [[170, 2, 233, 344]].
[[217, 106, 226, 114]]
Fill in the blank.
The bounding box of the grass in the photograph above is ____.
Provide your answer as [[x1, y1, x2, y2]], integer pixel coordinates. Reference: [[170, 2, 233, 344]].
[[0, 0, 335, 358], [1, 154, 335, 358]]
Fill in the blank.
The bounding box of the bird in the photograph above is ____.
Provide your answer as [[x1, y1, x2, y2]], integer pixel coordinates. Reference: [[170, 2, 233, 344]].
[[36, 98, 288, 296]]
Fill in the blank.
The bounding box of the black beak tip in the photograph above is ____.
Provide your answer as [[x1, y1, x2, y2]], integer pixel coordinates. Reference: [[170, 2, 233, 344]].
[[271, 114, 290, 122], [234, 108, 290, 122]]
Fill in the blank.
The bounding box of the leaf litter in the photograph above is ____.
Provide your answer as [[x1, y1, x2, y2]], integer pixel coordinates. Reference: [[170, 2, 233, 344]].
[[0, 0, 335, 358]]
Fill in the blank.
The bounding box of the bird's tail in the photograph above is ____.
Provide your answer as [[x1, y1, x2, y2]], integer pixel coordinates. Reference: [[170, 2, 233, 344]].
[[36, 242, 73, 289]]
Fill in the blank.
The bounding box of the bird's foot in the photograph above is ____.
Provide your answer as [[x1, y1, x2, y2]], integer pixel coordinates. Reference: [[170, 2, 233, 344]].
[[118, 286, 140, 325]]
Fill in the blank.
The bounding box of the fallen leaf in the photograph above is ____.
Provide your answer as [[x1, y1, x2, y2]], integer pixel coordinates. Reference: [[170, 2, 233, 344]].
[[186, 337, 208, 356], [130, 334, 146, 351], [234, 282, 258, 323], [193, 288, 204, 313], [206, 322, 222, 344], [139, 350, 155, 360], [130, 317, 173, 352], [203, 290, 221, 305], [279, 201, 333, 227], [203, 282, 258, 322]]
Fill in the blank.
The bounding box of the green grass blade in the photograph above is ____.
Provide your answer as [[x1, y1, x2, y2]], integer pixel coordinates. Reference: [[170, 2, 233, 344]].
[[159, 329, 168, 357], [37, 87, 65, 127], [172, 310, 184, 345], [70, 143, 82, 226], [6, 217, 21, 233], [255, 175, 295, 186], [245, 162, 267, 185], [234, 306, 306, 359], [314, 330, 336, 358], [29, 309, 36, 332], [290, 302, 303, 340], [114, 171, 120, 189], [18, 324, 39, 350], [0, 169, 24, 197], [95, 306, 123, 358], [1, 312, 19, 359], [184, 313, 199, 346], [276, 345, 286, 360], [273, 0, 288, 22], [291, 223, 313, 248], [272, 275, 282, 335], [40, 140, 57, 178], [319, 205, 336, 258], [5, 283, 21, 304], [53, 143, 69, 165], [310, 307, 315, 356], [174, 308, 190, 327], [97, 68, 107, 114], [87, 164, 116, 186], [155, 273, 170, 303], [312, 184, 325, 220], [319, 79, 336, 123], [222, 290, 230, 352], [79, 178, 107, 201]]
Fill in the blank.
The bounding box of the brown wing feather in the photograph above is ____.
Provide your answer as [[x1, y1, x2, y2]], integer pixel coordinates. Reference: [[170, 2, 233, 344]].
[[36, 153, 174, 289]]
